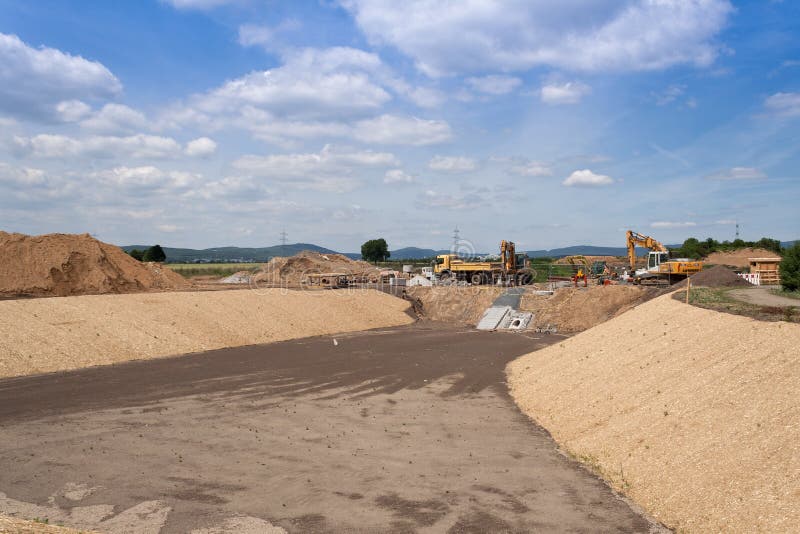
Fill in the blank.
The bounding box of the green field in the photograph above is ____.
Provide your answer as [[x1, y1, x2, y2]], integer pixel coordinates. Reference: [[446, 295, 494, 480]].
[[167, 263, 264, 278]]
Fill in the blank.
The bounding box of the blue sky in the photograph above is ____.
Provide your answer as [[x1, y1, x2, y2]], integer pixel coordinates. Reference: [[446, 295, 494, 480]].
[[0, 0, 798, 252]]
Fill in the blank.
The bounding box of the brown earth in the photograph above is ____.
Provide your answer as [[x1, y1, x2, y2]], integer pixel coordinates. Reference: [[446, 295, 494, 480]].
[[520, 285, 660, 333], [554, 255, 621, 265], [407, 284, 657, 333], [0, 324, 660, 533], [0, 288, 413, 379], [508, 293, 800, 533], [703, 247, 780, 267], [404, 286, 506, 325], [0, 231, 188, 297], [251, 251, 381, 286], [675, 264, 751, 288]]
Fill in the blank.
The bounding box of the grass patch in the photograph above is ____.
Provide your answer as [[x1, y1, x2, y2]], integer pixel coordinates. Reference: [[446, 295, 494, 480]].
[[771, 288, 800, 300], [676, 287, 799, 323], [166, 263, 264, 278]]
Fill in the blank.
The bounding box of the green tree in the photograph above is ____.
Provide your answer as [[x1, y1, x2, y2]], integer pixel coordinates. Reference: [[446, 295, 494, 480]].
[[780, 242, 800, 292], [143, 244, 167, 262], [128, 249, 144, 261], [361, 238, 390, 263], [755, 237, 783, 255]]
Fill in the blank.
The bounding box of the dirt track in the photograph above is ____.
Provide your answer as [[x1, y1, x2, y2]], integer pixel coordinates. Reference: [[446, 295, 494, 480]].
[[728, 286, 799, 307], [0, 324, 658, 533]]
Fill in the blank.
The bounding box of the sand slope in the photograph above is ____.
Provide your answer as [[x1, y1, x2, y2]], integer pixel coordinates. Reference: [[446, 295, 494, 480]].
[[704, 247, 780, 268], [0, 288, 413, 378], [507, 294, 800, 533]]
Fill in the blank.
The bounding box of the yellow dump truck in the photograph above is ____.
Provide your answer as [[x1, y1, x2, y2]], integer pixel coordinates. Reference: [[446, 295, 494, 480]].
[[433, 240, 534, 285]]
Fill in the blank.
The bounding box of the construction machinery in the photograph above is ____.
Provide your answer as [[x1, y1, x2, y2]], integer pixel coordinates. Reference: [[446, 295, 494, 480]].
[[434, 240, 535, 285], [626, 230, 703, 285]]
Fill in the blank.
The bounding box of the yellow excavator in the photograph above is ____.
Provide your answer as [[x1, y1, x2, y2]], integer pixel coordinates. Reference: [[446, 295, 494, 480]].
[[433, 240, 535, 285], [626, 230, 702, 284]]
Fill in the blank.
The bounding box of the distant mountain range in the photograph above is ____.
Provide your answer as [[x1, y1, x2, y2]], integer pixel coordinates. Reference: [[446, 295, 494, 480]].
[[121, 240, 798, 263], [121, 243, 339, 263]]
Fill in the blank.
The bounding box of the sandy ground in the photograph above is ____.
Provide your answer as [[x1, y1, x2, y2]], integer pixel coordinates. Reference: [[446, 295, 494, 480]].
[[0, 325, 660, 533], [728, 286, 799, 307], [0, 288, 413, 378], [507, 293, 800, 533], [703, 248, 780, 268]]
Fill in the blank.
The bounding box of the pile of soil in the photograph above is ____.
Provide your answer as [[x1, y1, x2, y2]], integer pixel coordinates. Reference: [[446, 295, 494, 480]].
[[554, 255, 620, 265], [251, 251, 381, 286], [703, 248, 780, 268], [507, 294, 800, 532], [521, 285, 658, 333], [404, 286, 505, 324], [675, 265, 751, 288], [0, 231, 189, 297]]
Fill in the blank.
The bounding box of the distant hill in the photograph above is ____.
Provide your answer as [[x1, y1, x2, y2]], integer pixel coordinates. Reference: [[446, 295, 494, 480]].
[[526, 245, 646, 258], [121, 243, 339, 263], [781, 240, 797, 248], [389, 247, 451, 260]]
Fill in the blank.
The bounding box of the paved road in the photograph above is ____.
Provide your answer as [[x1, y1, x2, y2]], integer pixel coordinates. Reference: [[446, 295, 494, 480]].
[[728, 286, 800, 308], [0, 324, 661, 533]]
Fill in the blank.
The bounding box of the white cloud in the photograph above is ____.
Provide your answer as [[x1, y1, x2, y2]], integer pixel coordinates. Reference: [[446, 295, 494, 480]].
[[186, 47, 389, 120], [91, 166, 199, 190], [428, 155, 476, 172], [764, 92, 800, 117], [0, 32, 121, 120], [56, 100, 92, 122], [509, 161, 552, 177], [157, 224, 181, 232], [0, 163, 49, 186], [540, 81, 591, 105], [163, 0, 234, 9], [417, 189, 488, 210], [185, 137, 218, 157], [13, 134, 183, 159], [653, 84, 686, 106], [342, 0, 733, 76], [231, 144, 398, 192], [383, 169, 415, 184], [79, 103, 149, 134], [563, 169, 614, 187], [706, 167, 767, 180], [238, 20, 301, 51], [353, 114, 452, 145], [651, 221, 697, 229], [466, 75, 521, 95]]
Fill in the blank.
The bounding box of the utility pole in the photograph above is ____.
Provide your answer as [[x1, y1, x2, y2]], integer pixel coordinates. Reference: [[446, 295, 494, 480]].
[[280, 229, 288, 256], [452, 227, 460, 251]]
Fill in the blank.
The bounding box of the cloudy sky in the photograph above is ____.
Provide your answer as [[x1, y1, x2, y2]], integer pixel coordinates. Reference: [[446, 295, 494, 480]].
[[0, 0, 798, 252]]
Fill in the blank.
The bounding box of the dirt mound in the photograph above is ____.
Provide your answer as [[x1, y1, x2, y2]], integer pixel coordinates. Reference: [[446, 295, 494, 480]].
[[507, 294, 800, 533], [521, 285, 658, 333], [0, 231, 189, 297], [703, 248, 780, 267], [674, 265, 751, 288], [404, 286, 505, 324], [251, 251, 380, 285], [554, 255, 620, 265]]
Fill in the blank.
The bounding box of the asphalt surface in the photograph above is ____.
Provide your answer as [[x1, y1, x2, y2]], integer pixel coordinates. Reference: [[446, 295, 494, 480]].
[[0, 324, 660, 533]]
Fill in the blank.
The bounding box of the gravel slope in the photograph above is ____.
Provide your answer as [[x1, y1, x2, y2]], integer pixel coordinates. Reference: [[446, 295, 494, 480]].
[[507, 293, 800, 533]]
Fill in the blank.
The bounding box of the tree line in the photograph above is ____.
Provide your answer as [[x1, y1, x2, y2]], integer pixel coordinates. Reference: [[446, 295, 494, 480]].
[[127, 244, 166, 262], [670, 236, 784, 260]]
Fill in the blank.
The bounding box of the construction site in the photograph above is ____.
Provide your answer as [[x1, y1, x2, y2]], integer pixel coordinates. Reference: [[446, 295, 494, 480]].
[[0, 229, 797, 534]]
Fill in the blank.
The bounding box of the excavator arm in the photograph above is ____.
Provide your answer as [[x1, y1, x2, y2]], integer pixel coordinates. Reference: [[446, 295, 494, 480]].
[[626, 230, 667, 271]]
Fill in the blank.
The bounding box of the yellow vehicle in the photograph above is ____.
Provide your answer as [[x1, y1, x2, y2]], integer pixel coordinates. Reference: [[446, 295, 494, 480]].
[[434, 240, 534, 285], [626, 230, 702, 284]]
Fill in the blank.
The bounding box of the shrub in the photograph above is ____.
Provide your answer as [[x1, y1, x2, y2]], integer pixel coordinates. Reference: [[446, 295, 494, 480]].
[[143, 244, 167, 262], [780, 242, 800, 292]]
